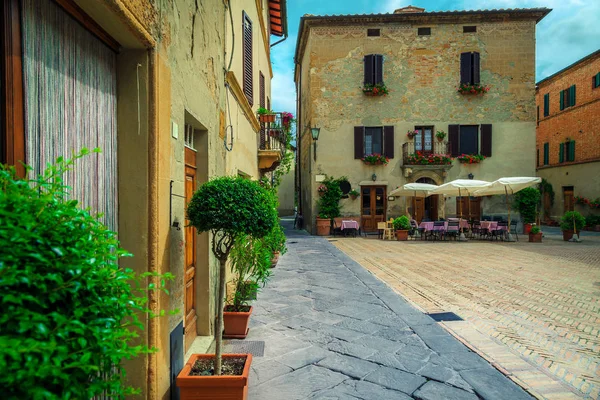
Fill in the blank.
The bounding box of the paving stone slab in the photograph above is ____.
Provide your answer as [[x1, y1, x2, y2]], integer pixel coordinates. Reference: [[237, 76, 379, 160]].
[[372, 326, 415, 342], [413, 381, 479, 400], [317, 353, 379, 379], [366, 351, 407, 370], [351, 334, 406, 353], [303, 321, 366, 342], [364, 365, 427, 395], [341, 380, 413, 400], [420, 334, 471, 354], [250, 359, 293, 385], [460, 368, 534, 400], [327, 340, 377, 359], [274, 345, 332, 370], [333, 318, 384, 334]]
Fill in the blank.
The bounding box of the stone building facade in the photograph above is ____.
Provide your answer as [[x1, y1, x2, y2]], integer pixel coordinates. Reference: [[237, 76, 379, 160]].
[[294, 6, 549, 234], [535, 49, 600, 221], [0, 0, 286, 398]]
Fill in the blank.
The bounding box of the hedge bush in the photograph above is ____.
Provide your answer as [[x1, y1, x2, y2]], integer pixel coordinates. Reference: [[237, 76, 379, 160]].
[[514, 187, 541, 224], [0, 149, 173, 399]]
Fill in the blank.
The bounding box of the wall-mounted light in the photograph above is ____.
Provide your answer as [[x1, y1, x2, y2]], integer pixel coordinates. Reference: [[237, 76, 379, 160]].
[[468, 173, 474, 180], [311, 126, 320, 161], [372, 173, 377, 182]]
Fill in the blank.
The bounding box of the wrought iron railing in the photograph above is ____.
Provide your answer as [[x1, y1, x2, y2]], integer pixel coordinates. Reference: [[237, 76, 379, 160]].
[[259, 112, 289, 154], [402, 141, 452, 165]]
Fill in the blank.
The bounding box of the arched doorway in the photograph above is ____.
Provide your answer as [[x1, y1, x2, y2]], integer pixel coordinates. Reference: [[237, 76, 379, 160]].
[[413, 177, 439, 223]]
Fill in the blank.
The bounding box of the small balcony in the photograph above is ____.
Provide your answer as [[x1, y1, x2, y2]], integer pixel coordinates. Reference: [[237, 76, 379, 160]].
[[401, 141, 454, 177], [258, 112, 287, 172]]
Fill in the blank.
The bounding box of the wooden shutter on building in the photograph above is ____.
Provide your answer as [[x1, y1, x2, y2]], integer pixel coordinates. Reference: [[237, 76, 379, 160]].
[[383, 126, 394, 159], [364, 55, 374, 85], [569, 141, 575, 161], [259, 72, 265, 108], [472, 52, 480, 84], [448, 124, 459, 156], [354, 126, 365, 159], [460, 52, 471, 84], [480, 124, 492, 157], [559, 90, 564, 110], [374, 55, 384, 84], [570, 85, 576, 106], [559, 143, 564, 163], [543, 93, 549, 116], [543, 143, 549, 165], [242, 12, 253, 106]]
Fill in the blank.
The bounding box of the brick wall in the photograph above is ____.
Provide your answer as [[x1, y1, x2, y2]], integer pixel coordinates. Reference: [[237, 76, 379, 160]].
[[536, 53, 600, 166]]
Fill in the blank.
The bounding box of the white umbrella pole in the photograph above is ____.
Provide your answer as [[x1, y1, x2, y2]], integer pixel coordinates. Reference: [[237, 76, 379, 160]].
[[458, 188, 467, 241], [413, 191, 417, 222], [505, 186, 515, 242]]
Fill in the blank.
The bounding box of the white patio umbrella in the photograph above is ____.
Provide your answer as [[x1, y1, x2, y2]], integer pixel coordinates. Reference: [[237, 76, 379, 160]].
[[429, 179, 492, 240], [389, 183, 438, 222], [473, 177, 541, 241]]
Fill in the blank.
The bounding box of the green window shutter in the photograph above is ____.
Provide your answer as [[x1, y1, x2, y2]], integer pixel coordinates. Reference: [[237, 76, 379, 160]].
[[559, 143, 564, 163], [544, 93, 549, 116], [559, 90, 564, 110], [596, 73, 600, 88], [571, 85, 576, 106], [543, 143, 549, 165], [569, 140, 575, 162]]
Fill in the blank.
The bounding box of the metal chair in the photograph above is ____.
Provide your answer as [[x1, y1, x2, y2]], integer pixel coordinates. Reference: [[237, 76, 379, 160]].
[[432, 221, 446, 241], [330, 219, 343, 237], [470, 220, 481, 239], [492, 221, 508, 241], [410, 219, 425, 240], [445, 221, 460, 241], [509, 221, 518, 241]]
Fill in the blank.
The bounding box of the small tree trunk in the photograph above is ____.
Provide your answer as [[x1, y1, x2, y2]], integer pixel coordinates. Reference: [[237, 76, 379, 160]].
[[214, 258, 227, 375]]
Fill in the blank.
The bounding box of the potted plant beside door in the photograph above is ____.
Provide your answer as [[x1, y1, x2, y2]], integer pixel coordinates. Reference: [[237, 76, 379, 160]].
[[528, 225, 543, 242], [560, 211, 585, 241], [180, 177, 277, 400], [393, 215, 411, 241], [514, 187, 540, 234], [315, 177, 343, 236]]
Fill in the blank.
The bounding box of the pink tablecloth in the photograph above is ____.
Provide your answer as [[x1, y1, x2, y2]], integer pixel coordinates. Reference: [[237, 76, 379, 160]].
[[447, 218, 471, 230], [419, 220, 470, 231], [480, 221, 498, 231], [341, 220, 359, 230]]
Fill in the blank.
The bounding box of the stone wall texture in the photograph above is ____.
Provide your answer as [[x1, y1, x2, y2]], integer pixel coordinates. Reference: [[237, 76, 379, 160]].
[[298, 19, 539, 233], [536, 52, 600, 219]]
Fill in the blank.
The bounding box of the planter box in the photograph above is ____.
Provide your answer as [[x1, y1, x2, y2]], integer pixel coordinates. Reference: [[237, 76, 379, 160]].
[[528, 232, 542, 243], [316, 218, 330, 236], [259, 114, 275, 123], [396, 230, 409, 241], [223, 306, 252, 339], [270, 251, 280, 268], [177, 354, 252, 400], [523, 223, 533, 234], [562, 230, 577, 241]]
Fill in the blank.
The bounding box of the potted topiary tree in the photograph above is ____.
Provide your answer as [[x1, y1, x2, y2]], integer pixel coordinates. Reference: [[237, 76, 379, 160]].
[[560, 211, 585, 241], [315, 177, 343, 236], [264, 223, 287, 268], [514, 187, 541, 234], [528, 225, 542, 243], [393, 215, 411, 241], [180, 176, 277, 399]]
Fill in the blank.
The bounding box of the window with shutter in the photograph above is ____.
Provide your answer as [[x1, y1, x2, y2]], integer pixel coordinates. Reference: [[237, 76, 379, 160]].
[[559, 90, 564, 111], [448, 125, 459, 156], [354, 126, 365, 159], [242, 12, 253, 106], [559, 143, 564, 163], [543, 143, 549, 165], [536, 106, 539, 125], [594, 72, 600, 89], [365, 127, 383, 155], [543, 93, 549, 117], [460, 52, 480, 85], [383, 126, 394, 159], [364, 54, 384, 86], [570, 85, 576, 106], [566, 141, 575, 162], [459, 125, 479, 155], [259, 72, 265, 108]]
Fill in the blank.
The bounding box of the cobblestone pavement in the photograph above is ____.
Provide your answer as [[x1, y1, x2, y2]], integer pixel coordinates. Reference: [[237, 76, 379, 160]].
[[332, 232, 600, 399], [247, 219, 532, 399]]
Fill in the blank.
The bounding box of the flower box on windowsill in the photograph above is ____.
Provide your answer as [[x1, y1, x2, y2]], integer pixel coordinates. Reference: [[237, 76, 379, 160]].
[[405, 152, 453, 166], [457, 83, 490, 95], [362, 83, 389, 97], [361, 154, 389, 166], [457, 154, 486, 164]]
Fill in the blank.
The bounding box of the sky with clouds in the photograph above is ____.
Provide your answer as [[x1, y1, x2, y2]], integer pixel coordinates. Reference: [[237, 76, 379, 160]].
[[270, 0, 600, 117]]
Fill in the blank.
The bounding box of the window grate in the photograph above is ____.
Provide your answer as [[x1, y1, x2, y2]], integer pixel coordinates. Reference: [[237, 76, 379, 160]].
[[463, 26, 476, 33], [418, 27, 431, 36], [367, 28, 380, 37]]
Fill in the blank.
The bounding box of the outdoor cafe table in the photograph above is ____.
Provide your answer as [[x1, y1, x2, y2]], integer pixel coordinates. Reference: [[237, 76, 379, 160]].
[[340, 220, 359, 236], [419, 220, 470, 232], [480, 221, 498, 231]]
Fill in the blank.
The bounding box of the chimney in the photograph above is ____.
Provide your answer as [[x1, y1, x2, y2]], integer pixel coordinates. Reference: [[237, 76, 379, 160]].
[[394, 5, 426, 14]]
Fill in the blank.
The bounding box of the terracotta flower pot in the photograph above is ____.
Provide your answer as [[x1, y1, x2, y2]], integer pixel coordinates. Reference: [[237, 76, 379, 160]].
[[259, 114, 275, 123], [177, 353, 252, 400], [523, 223, 533, 234], [396, 230, 409, 241], [562, 230, 575, 241], [270, 251, 280, 268], [223, 306, 252, 339], [437, 137, 444, 142], [528, 232, 542, 243], [316, 218, 330, 236]]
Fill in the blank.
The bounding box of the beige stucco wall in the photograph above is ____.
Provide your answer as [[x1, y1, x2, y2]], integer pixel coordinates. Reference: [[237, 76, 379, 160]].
[[278, 151, 296, 216], [297, 20, 538, 233], [538, 162, 600, 221]]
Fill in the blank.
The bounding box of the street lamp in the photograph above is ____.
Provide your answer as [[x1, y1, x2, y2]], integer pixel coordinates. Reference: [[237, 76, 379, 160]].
[[468, 173, 474, 180], [311, 127, 320, 161]]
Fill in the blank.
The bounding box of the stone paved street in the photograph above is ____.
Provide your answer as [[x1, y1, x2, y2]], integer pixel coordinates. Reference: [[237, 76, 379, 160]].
[[332, 231, 600, 399], [246, 219, 532, 399]]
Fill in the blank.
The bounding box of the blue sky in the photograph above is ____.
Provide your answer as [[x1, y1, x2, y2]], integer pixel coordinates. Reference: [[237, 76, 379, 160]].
[[270, 0, 600, 115]]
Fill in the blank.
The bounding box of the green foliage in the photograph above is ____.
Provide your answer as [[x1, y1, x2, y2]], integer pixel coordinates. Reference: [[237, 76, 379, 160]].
[[229, 234, 272, 311], [187, 176, 277, 243], [585, 214, 600, 227], [263, 223, 287, 255], [530, 226, 541, 234], [348, 189, 360, 197], [560, 211, 585, 232], [256, 107, 273, 115], [317, 177, 343, 219], [514, 187, 541, 224], [539, 178, 555, 206], [393, 215, 411, 230], [0, 149, 174, 399]]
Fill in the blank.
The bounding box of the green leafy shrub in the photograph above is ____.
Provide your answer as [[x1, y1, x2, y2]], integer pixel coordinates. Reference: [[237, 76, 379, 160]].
[[585, 214, 600, 227], [560, 211, 585, 232], [393, 215, 411, 231], [317, 177, 343, 219], [187, 176, 277, 374], [514, 187, 541, 224], [0, 149, 173, 399], [264, 223, 287, 255], [530, 226, 541, 234]]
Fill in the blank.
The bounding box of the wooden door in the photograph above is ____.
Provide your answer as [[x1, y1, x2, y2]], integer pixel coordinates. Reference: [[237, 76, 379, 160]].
[[413, 197, 425, 223], [184, 148, 197, 352], [414, 126, 434, 154], [456, 197, 481, 220], [361, 186, 386, 231], [563, 187, 574, 213]]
